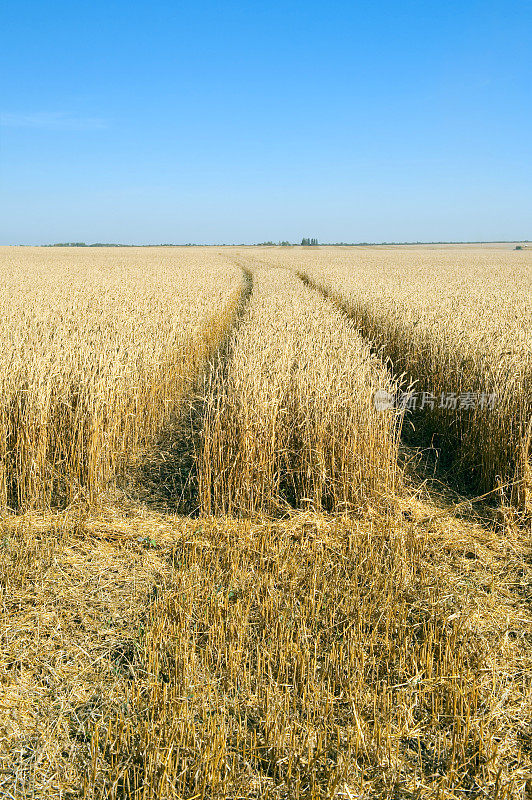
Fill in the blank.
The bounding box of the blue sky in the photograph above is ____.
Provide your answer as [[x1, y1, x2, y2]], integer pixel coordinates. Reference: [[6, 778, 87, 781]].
[[1, 0, 531, 244]]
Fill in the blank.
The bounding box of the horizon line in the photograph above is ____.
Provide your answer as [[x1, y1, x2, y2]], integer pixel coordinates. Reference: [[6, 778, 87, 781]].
[[3, 239, 531, 248]]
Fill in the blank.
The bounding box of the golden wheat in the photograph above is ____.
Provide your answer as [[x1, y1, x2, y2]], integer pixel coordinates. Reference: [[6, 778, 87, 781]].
[[1, 510, 529, 799], [0, 246, 243, 510], [252, 246, 532, 513], [0, 246, 530, 799], [198, 265, 401, 516]]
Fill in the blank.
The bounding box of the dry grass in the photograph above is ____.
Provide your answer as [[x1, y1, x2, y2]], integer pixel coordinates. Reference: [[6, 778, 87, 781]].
[[0, 506, 530, 799], [252, 246, 532, 513], [0, 247, 243, 511]]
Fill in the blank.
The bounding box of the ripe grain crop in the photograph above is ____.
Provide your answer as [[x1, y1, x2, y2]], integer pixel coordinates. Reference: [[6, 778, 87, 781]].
[[0, 247, 244, 511], [0, 247, 530, 799], [253, 246, 532, 514], [1, 509, 530, 799], [198, 265, 402, 516]]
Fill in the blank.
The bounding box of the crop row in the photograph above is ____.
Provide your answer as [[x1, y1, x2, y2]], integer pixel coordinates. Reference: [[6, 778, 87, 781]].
[[0, 247, 243, 510], [254, 246, 532, 514]]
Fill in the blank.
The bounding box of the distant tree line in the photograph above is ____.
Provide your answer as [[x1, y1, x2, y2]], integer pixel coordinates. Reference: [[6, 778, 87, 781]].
[[44, 242, 197, 247], [40, 238, 530, 248], [47, 242, 128, 247], [257, 241, 293, 246], [319, 240, 532, 246]]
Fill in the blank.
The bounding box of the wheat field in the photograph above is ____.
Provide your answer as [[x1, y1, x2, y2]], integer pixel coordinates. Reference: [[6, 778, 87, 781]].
[[255, 246, 532, 515], [0, 246, 243, 511], [198, 265, 401, 516], [0, 246, 530, 799]]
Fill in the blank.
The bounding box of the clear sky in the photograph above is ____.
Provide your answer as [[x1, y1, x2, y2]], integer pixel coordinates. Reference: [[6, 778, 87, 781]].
[[1, 0, 531, 244]]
